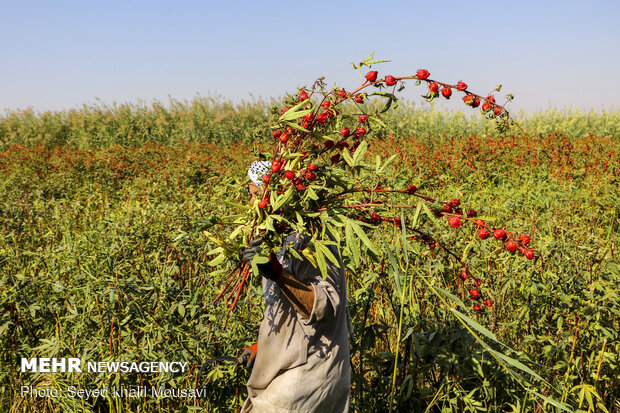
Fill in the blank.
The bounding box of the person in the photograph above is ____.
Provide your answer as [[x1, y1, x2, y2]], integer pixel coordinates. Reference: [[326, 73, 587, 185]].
[[239, 161, 351, 412]]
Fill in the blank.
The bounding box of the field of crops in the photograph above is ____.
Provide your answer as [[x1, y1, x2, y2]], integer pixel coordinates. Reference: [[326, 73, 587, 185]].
[[1, 99, 618, 412]]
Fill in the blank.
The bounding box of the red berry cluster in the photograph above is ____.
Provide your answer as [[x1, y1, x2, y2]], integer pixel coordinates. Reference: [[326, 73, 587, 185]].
[[362, 68, 515, 131], [223, 59, 521, 314], [351, 187, 536, 312]]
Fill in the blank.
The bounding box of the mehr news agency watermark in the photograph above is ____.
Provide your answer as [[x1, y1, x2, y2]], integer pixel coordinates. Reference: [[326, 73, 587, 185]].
[[19, 357, 212, 399]]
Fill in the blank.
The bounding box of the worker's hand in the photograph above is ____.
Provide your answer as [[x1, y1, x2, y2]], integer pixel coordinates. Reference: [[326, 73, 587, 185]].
[[238, 343, 258, 369], [241, 238, 283, 281]]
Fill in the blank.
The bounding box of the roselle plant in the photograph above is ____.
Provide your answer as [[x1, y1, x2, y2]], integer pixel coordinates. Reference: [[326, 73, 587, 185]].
[[206, 54, 534, 314]]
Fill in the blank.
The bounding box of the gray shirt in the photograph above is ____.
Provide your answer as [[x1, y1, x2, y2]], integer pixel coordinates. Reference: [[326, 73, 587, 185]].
[[241, 233, 350, 412]]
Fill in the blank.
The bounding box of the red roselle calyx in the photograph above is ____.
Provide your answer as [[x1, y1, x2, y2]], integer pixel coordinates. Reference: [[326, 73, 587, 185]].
[[365, 70, 378, 82], [457, 81, 468, 91], [385, 75, 397, 86], [506, 240, 518, 253], [448, 216, 461, 228], [470, 288, 480, 300], [416, 69, 430, 79]]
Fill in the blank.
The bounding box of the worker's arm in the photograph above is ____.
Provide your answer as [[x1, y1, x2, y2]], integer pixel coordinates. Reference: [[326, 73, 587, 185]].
[[242, 238, 315, 319]]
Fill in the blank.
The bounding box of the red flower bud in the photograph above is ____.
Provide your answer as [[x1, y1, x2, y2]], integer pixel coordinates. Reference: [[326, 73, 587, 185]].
[[525, 249, 535, 260], [305, 171, 316, 180], [272, 130, 282, 138], [365, 70, 378, 82], [428, 82, 439, 93], [354, 94, 364, 104], [285, 170, 295, 180], [385, 75, 397, 86], [416, 69, 430, 80], [441, 87, 452, 99], [322, 101, 331, 109], [470, 288, 480, 300], [359, 115, 368, 123], [484, 299, 493, 307], [355, 127, 366, 136], [407, 185, 417, 194], [493, 228, 506, 240], [258, 199, 269, 209], [299, 90, 308, 101], [324, 140, 335, 149], [456, 81, 468, 91], [393, 217, 402, 227], [506, 240, 518, 253], [519, 234, 531, 245], [473, 304, 482, 312], [448, 216, 461, 228], [338, 89, 347, 98], [478, 228, 490, 239], [280, 133, 290, 144], [308, 164, 318, 171], [340, 127, 350, 138], [262, 174, 271, 184]]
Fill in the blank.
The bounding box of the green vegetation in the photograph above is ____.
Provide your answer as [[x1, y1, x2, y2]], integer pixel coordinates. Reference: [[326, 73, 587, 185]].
[[0, 101, 618, 412]]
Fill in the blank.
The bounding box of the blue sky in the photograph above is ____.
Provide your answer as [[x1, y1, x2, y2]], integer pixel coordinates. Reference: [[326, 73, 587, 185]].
[[1, 0, 619, 115]]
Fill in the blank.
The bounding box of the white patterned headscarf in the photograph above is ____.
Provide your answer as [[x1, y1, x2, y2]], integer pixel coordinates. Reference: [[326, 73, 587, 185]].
[[247, 161, 272, 187]]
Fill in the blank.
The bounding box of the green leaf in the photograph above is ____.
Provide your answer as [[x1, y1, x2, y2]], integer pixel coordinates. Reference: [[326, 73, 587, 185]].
[[306, 186, 319, 201], [282, 120, 310, 133], [278, 99, 312, 122], [380, 96, 393, 113], [348, 219, 381, 256], [207, 253, 227, 267], [345, 220, 360, 268], [524, 389, 574, 413], [435, 286, 465, 308], [352, 140, 368, 165], [315, 240, 339, 268], [421, 203, 442, 228], [487, 348, 544, 382], [378, 154, 398, 174], [314, 243, 328, 279], [385, 245, 401, 296], [272, 186, 294, 211], [451, 309, 498, 343], [342, 149, 354, 168]]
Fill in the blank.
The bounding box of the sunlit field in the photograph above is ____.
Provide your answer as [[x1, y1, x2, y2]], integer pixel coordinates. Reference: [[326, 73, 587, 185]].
[[1, 99, 618, 412]]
